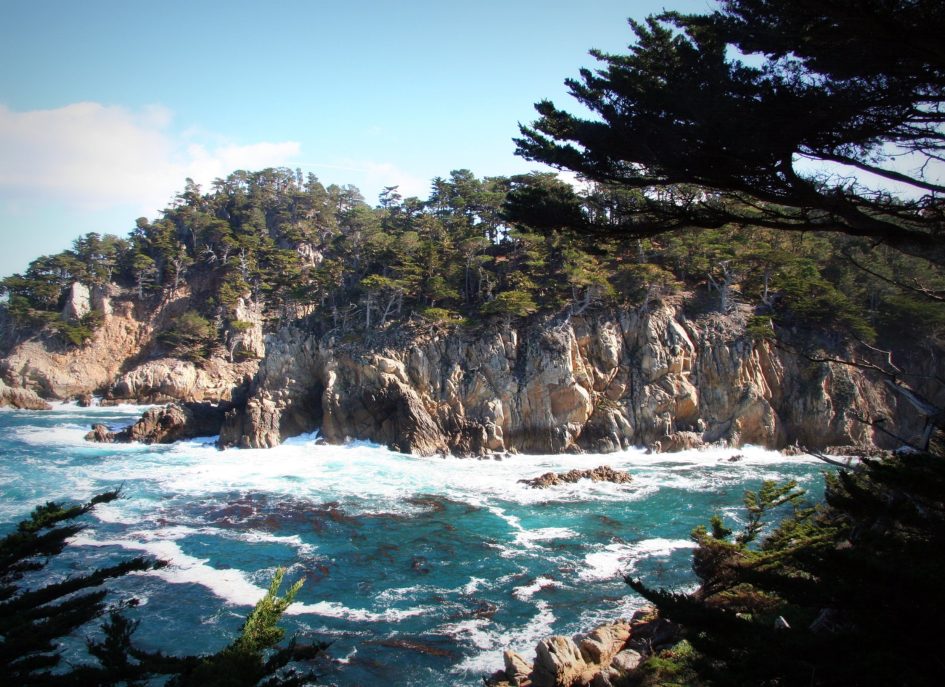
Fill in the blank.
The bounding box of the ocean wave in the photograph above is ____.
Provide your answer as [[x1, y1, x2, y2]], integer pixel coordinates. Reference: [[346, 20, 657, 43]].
[[578, 538, 697, 582], [448, 600, 556, 678], [512, 575, 560, 600]]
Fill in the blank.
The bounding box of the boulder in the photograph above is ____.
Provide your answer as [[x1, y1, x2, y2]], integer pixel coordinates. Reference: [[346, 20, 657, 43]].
[[531, 636, 587, 687], [610, 649, 643, 675], [0, 379, 51, 410], [61, 282, 91, 321], [86, 402, 230, 445], [579, 623, 631, 665], [85, 423, 113, 443], [626, 617, 680, 652], [504, 650, 533, 686], [520, 466, 632, 489]]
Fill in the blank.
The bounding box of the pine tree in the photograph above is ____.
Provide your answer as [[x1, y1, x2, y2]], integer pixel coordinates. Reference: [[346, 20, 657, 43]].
[[0, 491, 161, 684], [0, 493, 327, 686], [627, 447, 945, 686]]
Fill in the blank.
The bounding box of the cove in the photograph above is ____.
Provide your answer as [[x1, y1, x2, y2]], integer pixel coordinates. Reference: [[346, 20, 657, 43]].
[[0, 403, 832, 686]]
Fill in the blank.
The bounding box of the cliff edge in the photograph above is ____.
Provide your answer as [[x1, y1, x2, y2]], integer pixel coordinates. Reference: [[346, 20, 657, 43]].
[[219, 301, 902, 455]]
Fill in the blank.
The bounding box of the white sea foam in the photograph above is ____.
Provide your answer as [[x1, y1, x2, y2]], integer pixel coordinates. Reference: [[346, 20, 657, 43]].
[[512, 526, 578, 549], [288, 599, 429, 621], [46, 400, 155, 414], [71, 534, 269, 606], [8, 402, 822, 521], [512, 575, 560, 600], [462, 577, 490, 595], [449, 600, 556, 678], [70, 532, 429, 621], [578, 538, 697, 582]]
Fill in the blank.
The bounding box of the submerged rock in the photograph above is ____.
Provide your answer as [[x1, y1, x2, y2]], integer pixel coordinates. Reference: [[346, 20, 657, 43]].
[[519, 465, 632, 489]]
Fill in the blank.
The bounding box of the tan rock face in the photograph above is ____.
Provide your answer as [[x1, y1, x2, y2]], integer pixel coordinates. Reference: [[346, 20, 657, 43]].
[[61, 282, 91, 321], [223, 302, 903, 455], [578, 623, 632, 665], [0, 379, 51, 410], [532, 636, 588, 687], [1, 285, 257, 404], [109, 358, 255, 403]]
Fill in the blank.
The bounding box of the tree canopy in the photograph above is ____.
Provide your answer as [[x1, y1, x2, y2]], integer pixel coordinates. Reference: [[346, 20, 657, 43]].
[[515, 0, 945, 263]]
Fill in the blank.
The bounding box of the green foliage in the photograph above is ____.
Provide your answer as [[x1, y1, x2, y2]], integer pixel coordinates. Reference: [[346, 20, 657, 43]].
[[745, 315, 774, 341], [228, 319, 255, 332], [480, 289, 539, 320], [0, 491, 163, 684], [611, 262, 679, 305], [515, 1, 945, 264], [634, 640, 703, 687], [158, 310, 215, 359], [417, 306, 462, 326], [0, 494, 327, 686], [5, 165, 940, 350], [53, 310, 105, 347], [629, 449, 945, 686], [166, 569, 324, 687]]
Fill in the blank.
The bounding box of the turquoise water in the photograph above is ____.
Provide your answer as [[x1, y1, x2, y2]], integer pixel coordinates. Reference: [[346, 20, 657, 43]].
[[0, 404, 832, 685]]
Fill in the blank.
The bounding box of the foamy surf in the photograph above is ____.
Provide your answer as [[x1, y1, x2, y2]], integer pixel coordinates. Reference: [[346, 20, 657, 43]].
[[0, 405, 836, 686]]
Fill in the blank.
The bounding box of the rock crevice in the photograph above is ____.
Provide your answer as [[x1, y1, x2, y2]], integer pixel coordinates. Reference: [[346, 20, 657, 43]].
[[220, 303, 901, 455]]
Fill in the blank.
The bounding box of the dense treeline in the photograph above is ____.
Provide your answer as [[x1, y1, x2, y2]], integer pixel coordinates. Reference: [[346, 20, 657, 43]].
[[2, 168, 943, 356]]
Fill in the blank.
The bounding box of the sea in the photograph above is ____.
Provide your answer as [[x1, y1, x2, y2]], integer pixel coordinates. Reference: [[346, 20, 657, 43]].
[[0, 402, 835, 686]]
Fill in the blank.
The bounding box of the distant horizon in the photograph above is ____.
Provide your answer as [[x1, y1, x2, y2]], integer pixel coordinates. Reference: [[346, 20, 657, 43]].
[[0, 0, 715, 278]]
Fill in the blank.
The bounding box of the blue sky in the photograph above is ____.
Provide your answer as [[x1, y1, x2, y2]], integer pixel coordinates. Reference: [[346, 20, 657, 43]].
[[0, 0, 713, 278]]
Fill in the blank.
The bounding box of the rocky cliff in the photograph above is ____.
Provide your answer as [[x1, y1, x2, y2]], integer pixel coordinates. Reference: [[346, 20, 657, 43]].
[[0, 283, 259, 404], [219, 300, 902, 455]]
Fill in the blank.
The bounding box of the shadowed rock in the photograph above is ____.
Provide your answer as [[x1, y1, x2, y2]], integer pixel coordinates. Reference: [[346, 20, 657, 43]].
[[85, 401, 231, 444]]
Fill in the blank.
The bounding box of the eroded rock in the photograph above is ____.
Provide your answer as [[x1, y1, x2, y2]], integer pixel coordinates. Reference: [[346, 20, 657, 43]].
[[0, 379, 51, 410], [520, 466, 632, 489], [221, 303, 902, 455], [86, 402, 230, 444], [532, 636, 588, 687]]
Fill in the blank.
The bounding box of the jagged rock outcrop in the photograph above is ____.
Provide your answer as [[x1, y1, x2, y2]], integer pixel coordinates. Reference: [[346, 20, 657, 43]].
[[106, 357, 255, 404], [61, 282, 91, 321], [0, 379, 51, 410], [226, 297, 266, 360], [519, 466, 632, 489], [532, 636, 589, 687], [487, 612, 679, 687], [85, 402, 231, 444], [0, 283, 258, 404], [221, 301, 902, 455]]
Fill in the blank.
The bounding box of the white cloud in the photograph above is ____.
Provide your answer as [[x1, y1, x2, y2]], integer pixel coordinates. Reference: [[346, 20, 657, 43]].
[[0, 102, 301, 216]]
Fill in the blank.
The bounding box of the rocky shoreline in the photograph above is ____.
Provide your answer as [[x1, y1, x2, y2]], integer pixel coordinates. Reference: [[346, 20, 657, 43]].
[[487, 608, 680, 687], [2, 282, 930, 457], [0, 379, 51, 410]]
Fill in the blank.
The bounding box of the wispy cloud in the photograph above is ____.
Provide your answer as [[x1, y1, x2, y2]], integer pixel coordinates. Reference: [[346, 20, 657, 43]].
[[0, 102, 301, 215]]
